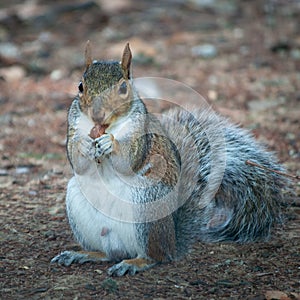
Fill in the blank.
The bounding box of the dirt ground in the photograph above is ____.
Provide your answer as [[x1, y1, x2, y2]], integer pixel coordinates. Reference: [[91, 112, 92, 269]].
[[0, 0, 299, 299]]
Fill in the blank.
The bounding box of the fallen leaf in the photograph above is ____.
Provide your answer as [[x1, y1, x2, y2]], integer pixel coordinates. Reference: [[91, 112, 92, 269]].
[[265, 290, 291, 300]]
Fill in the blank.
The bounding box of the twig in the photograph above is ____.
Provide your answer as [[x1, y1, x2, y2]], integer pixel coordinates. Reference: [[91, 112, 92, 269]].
[[245, 160, 300, 180], [255, 272, 274, 277]]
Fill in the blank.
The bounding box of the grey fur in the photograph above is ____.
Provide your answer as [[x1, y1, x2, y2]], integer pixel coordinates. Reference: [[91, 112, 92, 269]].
[[162, 108, 287, 257], [52, 48, 288, 275]]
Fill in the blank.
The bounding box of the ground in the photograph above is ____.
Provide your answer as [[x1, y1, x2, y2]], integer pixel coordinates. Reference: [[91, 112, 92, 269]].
[[0, 0, 299, 299]]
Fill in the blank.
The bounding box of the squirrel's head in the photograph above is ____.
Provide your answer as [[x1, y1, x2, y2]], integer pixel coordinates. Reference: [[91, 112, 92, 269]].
[[78, 42, 134, 126]]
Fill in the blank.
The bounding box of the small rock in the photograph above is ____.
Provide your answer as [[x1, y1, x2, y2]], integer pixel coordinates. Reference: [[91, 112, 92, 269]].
[[208, 90, 218, 101], [187, 0, 237, 14], [291, 49, 300, 60], [0, 66, 26, 82], [0, 169, 9, 176], [0, 42, 21, 60], [188, 0, 216, 8], [50, 69, 64, 81], [28, 190, 38, 196], [100, 0, 132, 14], [233, 28, 244, 39], [0, 113, 13, 125], [15, 166, 30, 174], [191, 44, 217, 58]]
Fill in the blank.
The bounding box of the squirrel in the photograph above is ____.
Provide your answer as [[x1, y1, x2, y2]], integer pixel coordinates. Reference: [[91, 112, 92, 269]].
[[51, 42, 287, 276]]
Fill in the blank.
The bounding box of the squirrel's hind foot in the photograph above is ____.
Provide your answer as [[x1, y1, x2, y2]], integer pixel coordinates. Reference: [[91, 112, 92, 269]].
[[51, 250, 108, 266], [107, 258, 156, 276]]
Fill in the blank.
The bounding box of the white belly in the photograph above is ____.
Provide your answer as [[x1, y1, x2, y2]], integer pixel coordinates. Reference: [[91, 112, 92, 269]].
[[67, 110, 146, 260], [66, 168, 142, 261]]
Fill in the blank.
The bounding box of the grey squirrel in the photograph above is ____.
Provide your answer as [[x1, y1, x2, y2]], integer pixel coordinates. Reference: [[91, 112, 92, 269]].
[[51, 42, 287, 276]]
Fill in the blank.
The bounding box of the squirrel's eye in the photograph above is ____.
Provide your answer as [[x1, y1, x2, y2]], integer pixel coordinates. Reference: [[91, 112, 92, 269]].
[[118, 81, 127, 95], [78, 82, 84, 93]]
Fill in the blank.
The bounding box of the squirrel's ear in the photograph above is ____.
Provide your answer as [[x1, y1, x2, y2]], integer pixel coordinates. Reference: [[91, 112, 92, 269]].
[[85, 40, 92, 69], [121, 43, 132, 79]]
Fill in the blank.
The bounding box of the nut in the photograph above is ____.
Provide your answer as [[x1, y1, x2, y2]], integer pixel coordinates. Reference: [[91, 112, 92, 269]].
[[89, 124, 108, 139]]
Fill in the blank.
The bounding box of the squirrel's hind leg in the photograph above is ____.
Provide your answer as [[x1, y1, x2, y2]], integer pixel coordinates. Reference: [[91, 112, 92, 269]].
[[51, 250, 109, 266], [107, 258, 156, 276], [51, 251, 156, 276]]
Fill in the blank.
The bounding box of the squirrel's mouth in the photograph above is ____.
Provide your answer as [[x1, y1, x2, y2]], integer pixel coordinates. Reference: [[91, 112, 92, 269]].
[[88, 106, 105, 125], [92, 115, 105, 124]]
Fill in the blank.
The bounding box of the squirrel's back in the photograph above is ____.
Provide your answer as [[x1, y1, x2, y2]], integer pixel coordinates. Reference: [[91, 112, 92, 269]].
[[160, 107, 286, 256]]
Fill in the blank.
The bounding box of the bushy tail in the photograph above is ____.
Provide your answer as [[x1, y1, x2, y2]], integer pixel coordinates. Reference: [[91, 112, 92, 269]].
[[201, 124, 286, 242], [161, 108, 288, 256]]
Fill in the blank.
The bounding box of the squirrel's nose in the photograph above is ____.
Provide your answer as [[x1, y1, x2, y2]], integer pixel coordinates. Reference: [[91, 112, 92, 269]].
[[89, 97, 107, 124], [92, 114, 105, 124], [88, 106, 105, 124]]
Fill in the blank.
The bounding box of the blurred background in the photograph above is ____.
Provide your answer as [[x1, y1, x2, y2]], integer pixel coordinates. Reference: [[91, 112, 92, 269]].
[[1, 0, 299, 161], [1, 1, 299, 299]]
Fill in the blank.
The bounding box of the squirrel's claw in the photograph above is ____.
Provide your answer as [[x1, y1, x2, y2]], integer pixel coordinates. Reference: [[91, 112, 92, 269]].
[[94, 134, 113, 160], [108, 261, 139, 276], [51, 251, 91, 266], [107, 258, 155, 276], [76, 134, 95, 160]]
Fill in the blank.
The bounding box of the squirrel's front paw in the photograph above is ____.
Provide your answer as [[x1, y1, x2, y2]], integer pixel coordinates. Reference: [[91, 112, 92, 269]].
[[94, 134, 114, 161]]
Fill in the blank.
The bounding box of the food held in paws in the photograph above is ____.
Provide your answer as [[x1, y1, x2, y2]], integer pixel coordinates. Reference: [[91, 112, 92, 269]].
[[89, 124, 108, 139]]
